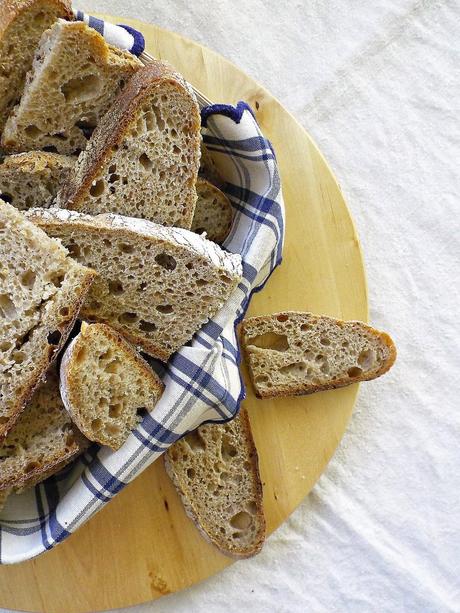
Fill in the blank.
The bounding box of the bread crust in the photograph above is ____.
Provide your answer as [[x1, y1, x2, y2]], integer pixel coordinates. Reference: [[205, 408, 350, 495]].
[[0, 0, 73, 37]]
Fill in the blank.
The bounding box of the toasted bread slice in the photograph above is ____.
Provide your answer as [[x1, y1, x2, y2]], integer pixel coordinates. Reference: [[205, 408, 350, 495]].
[[60, 322, 164, 450], [241, 311, 397, 398], [192, 178, 233, 244], [0, 0, 73, 132], [0, 151, 74, 209], [199, 142, 223, 187], [0, 369, 89, 493], [56, 62, 201, 228], [2, 19, 141, 154], [164, 407, 265, 558], [27, 208, 243, 361], [0, 202, 96, 438]]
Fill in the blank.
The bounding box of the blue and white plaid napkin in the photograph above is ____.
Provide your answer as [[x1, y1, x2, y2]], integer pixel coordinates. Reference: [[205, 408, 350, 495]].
[[0, 16, 284, 564]]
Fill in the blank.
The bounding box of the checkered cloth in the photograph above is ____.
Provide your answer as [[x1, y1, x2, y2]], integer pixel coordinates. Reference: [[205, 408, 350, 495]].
[[0, 17, 284, 565]]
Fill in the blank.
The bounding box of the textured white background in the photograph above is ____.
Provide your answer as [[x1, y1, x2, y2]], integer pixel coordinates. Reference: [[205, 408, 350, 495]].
[[3, 1, 460, 612]]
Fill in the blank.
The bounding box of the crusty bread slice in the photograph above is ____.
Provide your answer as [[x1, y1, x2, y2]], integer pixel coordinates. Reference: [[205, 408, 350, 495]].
[[2, 19, 141, 154], [0, 0, 73, 132], [27, 208, 243, 361], [192, 178, 233, 244], [164, 407, 265, 558], [199, 142, 223, 187], [241, 311, 397, 398], [0, 369, 89, 492], [56, 62, 201, 228], [0, 151, 74, 209], [60, 322, 164, 450], [0, 202, 96, 438]]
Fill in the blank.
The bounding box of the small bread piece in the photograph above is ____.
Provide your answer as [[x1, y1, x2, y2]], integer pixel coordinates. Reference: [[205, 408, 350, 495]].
[[2, 19, 141, 154], [164, 407, 265, 558], [0, 0, 73, 132], [241, 312, 397, 399], [0, 202, 96, 438], [27, 208, 243, 361], [60, 322, 164, 450], [56, 62, 201, 228], [0, 152, 74, 209], [199, 142, 223, 187], [192, 178, 233, 244], [0, 370, 89, 493]]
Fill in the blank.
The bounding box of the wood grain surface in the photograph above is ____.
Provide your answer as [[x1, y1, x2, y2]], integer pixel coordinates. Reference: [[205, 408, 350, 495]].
[[0, 15, 368, 613]]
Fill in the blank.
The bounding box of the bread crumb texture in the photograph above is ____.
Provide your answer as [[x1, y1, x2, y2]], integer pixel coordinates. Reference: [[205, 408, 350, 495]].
[[192, 178, 233, 244]]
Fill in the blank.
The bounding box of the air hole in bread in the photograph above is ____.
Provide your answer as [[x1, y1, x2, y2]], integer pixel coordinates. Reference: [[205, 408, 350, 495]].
[[33, 11, 46, 24], [75, 347, 87, 364], [12, 351, 26, 364], [358, 349, 375, 369], [186, 430, 205, 451], [320, 362, 329, 374], [0, 341, 12, 351], [139, 153, 153, 171], [315, 354, 323, 362], [59, 307, 70, 317], [47, 330, 61, 345], [68, 243, 81, 258], [186, 467, 195, 479], [172, 145, 181, 155], [108, 173, 120, 184], [91, 418, 102, 431], [43, 146, 58, 153], [0, 192, 13, 204], [230, 511, 252, 530], [105, 423, 121, 437], [221, 437, 237, 460], [246, 501, 257, 515], [61, 74, 102, 103], [105, 359, 122, 374], [248, 332, 289, 352], [342, 340, 349, 348], [348, 366, 363, 378], [0, 294, 17, 319], [50, 273, 65, 288], [301, 323, 312, 331], [25, 124, 42, 138], [254, 374, 269, 384], [155, 253, 176, 270], [20, 270, 36, 289], [108, 280, 124, 295], [24, 461, 39, 473], [109, 403, 122, 418], [139, 320, 156, 333], [152, 105, 165, 131], [279, 361, 307, 376], [277, 314, 289, 322], [65, 433, 76, 447], [196, 279, 208, 287], [320, 337, 330, 346], [90, 179, 105, 197], [156, 304, 173, 314], [119, 243, 134, 254], [119, 312, 139, 324]]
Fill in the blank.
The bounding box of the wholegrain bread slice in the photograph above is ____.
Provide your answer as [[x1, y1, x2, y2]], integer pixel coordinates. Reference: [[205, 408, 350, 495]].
[[164, 407, 265, 558], [192, 178, 233, 244], [241, 311, 397, 398], [0, 369, 89, 492], [2, 19, 141, 154], [60, 322, 164, 450], [199, 142, 223, 187], [56, 62, 201, 228], [0, 202, 96, 438], [0, 151, 74, 209], [27, 208, 243, 361], [0, 0, 73, 132]]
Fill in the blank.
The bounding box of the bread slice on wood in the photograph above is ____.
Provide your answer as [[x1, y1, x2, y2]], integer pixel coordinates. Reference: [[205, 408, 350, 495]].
[[0, 202, 96, 438], [241, 311, 397, 399], [192, 178, 233, 244], [56, 62, 201, 229], [0, 0, 72, 132], [199, 142, 223, 187], [164, 407, 265, 558], [0, 369, 88, 493], [27, 208, 243, 361], [2, 19, 141, 154], [60, 322, 164, 450], [0, 151, 74, 209]]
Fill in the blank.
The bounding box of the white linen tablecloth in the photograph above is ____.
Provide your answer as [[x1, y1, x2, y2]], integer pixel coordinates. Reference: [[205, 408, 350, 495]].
[[3, 1, 459, 611]]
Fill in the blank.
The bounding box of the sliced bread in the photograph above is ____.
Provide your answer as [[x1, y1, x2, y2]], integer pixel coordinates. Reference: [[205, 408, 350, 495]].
[[27, 208, 243, 361], [1, 19, 141, 154], [241, 311, 397, 398], [0, 0, 73, 132], [0, 151, 74, 209], [192, 178, 233, 244], [0, 202, 96, 438], [56, 61, 201, 228], [199, 142, 223, 187], [0, 369, 89, 492], [60, 322, 164, 450], [164, 407, 265, 558]]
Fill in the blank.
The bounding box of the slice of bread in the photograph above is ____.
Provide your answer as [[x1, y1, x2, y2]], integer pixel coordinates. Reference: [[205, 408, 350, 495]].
[[0, 151, 74, 209], [199, 142, 223, 187], [241, 311, 397, 398], [192, 178, 233, 244], [0, 0, 72, 132], [56, 62, 201, 229], [27, 208, 243, 361], [164, 407, 265, 558], [0, 369, 89, 492], [2, 19, 141, 154], [0, 202, 96, 438], [60, 322, 164, 450]]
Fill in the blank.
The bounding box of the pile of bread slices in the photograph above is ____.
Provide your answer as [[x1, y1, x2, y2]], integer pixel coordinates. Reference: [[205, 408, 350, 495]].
[[0, 0, 396, 559]]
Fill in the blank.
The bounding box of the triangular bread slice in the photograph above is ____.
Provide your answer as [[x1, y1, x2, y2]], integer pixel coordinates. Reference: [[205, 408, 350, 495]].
[[56, 62, 201, 229], [0, 202, 96, 438], [2, 20, 141, 154], [241, 311, 397, 398], [199, 142, 223, 187], [27, 208, 243, 361], [60, 322, 164, 450], [0, 369, 89, 493], [164, 407, 265, 558], [0, 0, 72, 132], [0, 152, 74, 210], [192, 178, 233, 244]]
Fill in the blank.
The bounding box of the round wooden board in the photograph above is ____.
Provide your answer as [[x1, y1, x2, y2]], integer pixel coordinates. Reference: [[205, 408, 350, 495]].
[[0, 15, 368, 613]]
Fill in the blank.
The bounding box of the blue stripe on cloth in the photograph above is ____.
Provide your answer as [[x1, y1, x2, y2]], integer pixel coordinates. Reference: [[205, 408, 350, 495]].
[[88, 16, 104, 35], [165, 368, 233, 418], [87, 460, 125, 496], [140, 414, 180, 444], [82, 474, 112, 503], [132, 430, 170, 453]]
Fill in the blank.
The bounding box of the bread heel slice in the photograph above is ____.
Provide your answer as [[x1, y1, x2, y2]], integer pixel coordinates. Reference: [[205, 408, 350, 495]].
[[192, 178, 233, 244], [241, 311, 397, 399], [164, 408, 266, 558], [60, 323, 164, 450]]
